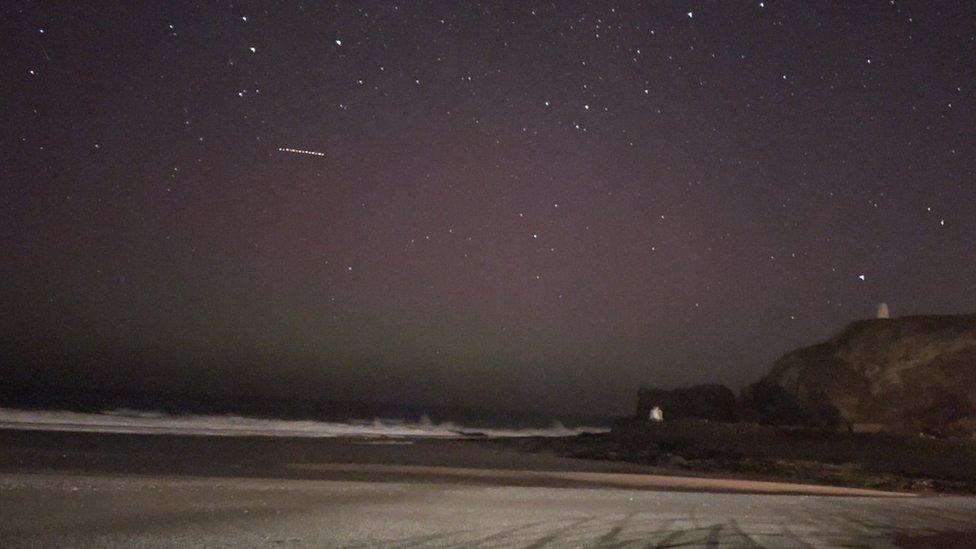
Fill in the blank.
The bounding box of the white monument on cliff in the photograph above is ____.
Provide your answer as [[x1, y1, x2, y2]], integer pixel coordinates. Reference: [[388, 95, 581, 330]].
[[877, 302, 890, 319]]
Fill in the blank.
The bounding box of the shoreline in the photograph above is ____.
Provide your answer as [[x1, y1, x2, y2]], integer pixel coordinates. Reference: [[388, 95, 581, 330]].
[[0, 426, 925, 497]]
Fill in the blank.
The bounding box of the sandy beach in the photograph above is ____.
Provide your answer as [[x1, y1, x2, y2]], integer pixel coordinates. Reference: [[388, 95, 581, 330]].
[[2, 428, 976, 547], [3, 470, 976, 548]]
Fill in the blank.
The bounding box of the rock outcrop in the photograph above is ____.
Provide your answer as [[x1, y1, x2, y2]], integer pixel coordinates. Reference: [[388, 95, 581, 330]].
[[745, 315, 976, 435], [636, 384, 738, 423]]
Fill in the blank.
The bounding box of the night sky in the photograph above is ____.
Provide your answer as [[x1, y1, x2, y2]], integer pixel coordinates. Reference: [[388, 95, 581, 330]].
[[3, 1, 975, 416]]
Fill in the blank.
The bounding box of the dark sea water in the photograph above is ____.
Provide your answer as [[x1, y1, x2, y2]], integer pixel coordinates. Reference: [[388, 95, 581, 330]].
[[0, 383, 611, 434]]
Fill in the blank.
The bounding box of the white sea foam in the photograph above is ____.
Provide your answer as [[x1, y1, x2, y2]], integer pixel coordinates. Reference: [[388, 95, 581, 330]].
[[0, 408, 606, 439]]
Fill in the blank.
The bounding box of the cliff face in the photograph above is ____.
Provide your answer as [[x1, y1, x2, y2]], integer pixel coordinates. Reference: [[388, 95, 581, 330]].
[[755, 315, 976, 434]]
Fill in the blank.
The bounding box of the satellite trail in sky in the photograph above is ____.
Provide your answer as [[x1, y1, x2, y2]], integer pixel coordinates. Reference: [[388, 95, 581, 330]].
[[278, 147, 325, 157]]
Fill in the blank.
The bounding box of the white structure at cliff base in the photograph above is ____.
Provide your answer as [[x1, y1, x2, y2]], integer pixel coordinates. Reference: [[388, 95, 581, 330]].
[[877, 302, 890, 319], [649, 406, 664, 422]]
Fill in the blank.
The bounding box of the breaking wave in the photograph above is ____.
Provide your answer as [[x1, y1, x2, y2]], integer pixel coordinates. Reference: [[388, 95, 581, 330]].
[[0, 407, 607, 439]]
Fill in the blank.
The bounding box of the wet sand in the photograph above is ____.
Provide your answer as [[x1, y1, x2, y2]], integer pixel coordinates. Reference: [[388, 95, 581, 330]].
[[0, 427, 918, 495], [0, 428, 681, 482]]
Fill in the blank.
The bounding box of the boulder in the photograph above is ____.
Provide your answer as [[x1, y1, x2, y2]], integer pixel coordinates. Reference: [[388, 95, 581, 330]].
[[636, 383, 737, 423]]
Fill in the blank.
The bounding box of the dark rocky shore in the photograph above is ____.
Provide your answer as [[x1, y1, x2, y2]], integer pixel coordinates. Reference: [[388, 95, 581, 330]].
[[479, 419, 976, 495]]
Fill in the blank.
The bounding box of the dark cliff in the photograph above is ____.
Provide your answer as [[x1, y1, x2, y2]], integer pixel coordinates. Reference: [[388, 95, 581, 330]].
[[746, 315, 976, 435]]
